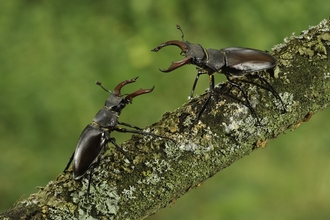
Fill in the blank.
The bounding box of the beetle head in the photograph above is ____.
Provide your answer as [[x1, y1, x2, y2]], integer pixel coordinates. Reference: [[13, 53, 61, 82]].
[[97, 77, 154, 112]]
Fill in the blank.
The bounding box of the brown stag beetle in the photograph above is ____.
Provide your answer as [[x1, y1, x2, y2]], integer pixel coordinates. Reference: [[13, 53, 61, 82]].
[[64, 77, 161, 196], [152, 25, 286, 123]]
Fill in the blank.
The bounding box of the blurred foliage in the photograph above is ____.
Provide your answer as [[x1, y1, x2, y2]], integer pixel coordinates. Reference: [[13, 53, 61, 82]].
[[1, 0, 330, 219]]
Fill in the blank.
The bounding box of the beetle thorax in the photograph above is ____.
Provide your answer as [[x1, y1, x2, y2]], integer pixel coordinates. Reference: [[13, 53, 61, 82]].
[[93, 107, 120, 128]]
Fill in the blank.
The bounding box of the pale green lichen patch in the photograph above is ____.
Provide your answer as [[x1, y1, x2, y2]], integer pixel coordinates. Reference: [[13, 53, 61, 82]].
[[274, 19, 330, 61], [280, 71, 291, 84], [178, 140, 214, 155], [122, 185, 137, 199], [222, 102, 258, 131], [65, 157, 121, 219], [18, 195, 39, 207], [324, 72, 330, 79], [277, 92, 295, 112], [222, 112, 264, 141], [139, 158, 172, 186], [70, 180, 120, 218]]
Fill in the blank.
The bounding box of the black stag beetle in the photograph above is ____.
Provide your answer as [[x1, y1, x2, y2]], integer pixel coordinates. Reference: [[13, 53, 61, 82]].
[[64, 77, 160, 196], [152, 25, 286, 123]]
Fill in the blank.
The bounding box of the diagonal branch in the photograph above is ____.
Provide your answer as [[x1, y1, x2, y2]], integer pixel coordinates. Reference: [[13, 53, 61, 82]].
[[1, 18, 330, 220]]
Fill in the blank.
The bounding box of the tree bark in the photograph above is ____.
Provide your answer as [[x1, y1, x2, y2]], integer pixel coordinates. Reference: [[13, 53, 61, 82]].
[[1, 18, 330, 220]]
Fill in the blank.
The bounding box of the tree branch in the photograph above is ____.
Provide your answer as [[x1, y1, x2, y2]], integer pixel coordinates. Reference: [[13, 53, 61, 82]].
[[2, 18, 330, 220]]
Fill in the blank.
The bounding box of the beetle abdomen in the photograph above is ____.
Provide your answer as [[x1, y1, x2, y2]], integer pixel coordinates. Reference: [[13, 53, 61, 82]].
[[73, 124, 106, 179], [221, 47, 277, 75]]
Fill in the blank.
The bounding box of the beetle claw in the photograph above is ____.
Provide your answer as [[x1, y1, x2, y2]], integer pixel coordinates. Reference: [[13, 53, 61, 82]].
[[151, 46, 163, 52], [151, 40, 188, 53], [152, 40, 191, 72], [113, 77, 139, 96], [159, 57, 192, 73], [125, 86, 155, 102]]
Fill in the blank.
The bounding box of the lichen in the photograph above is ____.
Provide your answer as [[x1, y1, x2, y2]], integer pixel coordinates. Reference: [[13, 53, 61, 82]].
[[276, 92, 295, 113], [61, 157, 122, 219]]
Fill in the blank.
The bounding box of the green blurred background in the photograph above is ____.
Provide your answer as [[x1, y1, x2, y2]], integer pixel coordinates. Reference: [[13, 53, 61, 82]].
[[1, 1, 330, 219]]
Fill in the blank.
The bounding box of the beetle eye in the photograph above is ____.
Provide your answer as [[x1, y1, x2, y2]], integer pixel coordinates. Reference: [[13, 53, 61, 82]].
[[192, 57, 200, 64]]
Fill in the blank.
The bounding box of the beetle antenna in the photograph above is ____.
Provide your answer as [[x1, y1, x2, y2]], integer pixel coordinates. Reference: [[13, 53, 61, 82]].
[[96, 81, 110, 92], [176, 24, 185, 41]]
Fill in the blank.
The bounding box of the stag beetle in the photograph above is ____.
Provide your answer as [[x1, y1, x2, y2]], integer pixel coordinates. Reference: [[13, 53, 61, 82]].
[[64, 77, 158, 196], [152, 25, 286, 123]]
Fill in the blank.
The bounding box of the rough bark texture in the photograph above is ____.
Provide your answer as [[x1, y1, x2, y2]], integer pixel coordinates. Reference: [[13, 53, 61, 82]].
[[1, 19, 330, 220]]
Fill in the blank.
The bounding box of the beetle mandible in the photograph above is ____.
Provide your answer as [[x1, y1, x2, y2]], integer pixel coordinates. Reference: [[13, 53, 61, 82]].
[[152, 25, 286, 123], [64, 77, 158, 196]]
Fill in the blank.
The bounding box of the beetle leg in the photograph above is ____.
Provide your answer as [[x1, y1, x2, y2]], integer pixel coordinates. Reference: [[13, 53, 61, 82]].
[[195, 74, 215, 122], [108, 137, 141, 172], [86, 164, 95, 198], [63, 151, 75, 172], [226, 76, 262, 125], [114, 126, 170, 140], [117, 121, 143, 130], [253, 74, 287, 113], [189, 69, 208, 99]]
